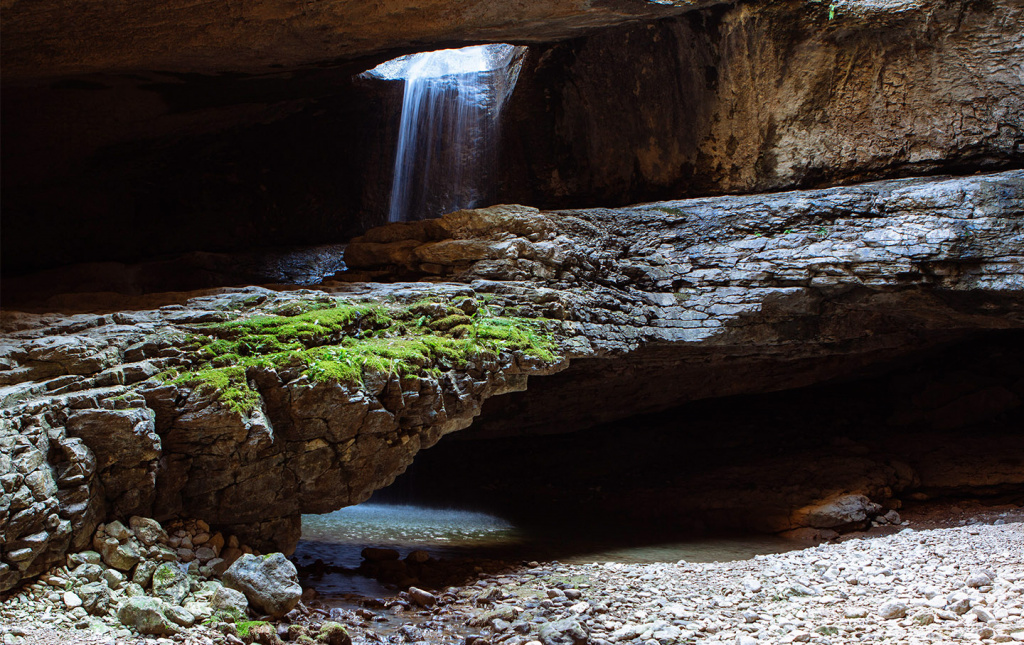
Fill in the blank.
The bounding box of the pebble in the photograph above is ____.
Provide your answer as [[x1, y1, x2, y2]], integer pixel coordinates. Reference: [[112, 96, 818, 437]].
[[878, 600, 908, 619]]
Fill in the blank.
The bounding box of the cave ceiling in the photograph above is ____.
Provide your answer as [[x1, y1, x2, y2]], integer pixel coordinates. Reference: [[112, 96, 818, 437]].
[[0, 0, 711, 82]]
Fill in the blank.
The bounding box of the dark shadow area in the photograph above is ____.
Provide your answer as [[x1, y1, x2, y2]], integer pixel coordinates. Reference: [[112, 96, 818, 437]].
[[292, 331, 1023, 598], [374, 331, 1024, 532], [0, 244, 347, 312]]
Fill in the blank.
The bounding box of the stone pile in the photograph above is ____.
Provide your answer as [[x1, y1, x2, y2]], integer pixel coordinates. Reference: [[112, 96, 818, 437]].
[[0, 515, 325, 644], [2, 514, 1022, 645], [372, 519, 1023, 645]]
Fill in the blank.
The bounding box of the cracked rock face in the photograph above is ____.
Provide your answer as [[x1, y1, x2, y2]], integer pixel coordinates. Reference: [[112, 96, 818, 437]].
[[0, 284, 568, 590], [504, 0, 1024, 206], [4, 0, 1021, 276], [1, 171, 1022, 592], [345, 171, 1024, 435]]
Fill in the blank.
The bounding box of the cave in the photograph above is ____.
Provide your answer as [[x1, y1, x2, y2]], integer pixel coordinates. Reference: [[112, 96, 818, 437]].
[[1, 0, 1023, 642]]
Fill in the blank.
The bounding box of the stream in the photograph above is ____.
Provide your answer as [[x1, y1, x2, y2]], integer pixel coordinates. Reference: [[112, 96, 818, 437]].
[[293, 503, 803, 600]]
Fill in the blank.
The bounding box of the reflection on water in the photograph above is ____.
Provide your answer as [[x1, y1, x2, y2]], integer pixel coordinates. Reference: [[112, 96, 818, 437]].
[[299, 503, 521, 566], [295, 504, 522, 597], [295, 503, 802, 598]]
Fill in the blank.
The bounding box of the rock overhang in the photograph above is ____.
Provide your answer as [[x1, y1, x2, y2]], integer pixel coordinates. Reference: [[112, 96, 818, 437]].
[[1, 172, 1021, 592], [0, 0, 712, 82]]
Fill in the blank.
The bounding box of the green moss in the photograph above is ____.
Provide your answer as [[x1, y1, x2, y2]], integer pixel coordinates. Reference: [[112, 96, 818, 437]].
[[170, 295, 561, 410], [152, 564, 175, 583], [236, 621, 269, 638], [317, 622, 350, 645], [431, 313, 473, 331], [152, 369, 179, 383], [171, 365, 261, 414]]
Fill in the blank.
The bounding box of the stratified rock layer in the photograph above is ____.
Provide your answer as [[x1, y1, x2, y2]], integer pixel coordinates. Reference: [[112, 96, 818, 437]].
[[346, 171, 1024, 432], [1, 171, 1022, 591]]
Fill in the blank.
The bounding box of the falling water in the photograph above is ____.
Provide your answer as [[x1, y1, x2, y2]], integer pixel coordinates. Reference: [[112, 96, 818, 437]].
[[365, 44, 524, 223]]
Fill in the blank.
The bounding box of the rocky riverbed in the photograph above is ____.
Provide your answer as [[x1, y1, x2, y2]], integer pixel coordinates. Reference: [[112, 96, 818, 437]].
[[2, 511, 1022, 645]]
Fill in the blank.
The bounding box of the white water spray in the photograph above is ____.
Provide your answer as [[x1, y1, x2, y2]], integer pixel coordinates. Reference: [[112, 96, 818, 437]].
[[366, 44, 524, 223]]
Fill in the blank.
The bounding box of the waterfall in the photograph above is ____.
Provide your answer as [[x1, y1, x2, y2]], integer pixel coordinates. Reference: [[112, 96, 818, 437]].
[[365, 44, 524, 223]]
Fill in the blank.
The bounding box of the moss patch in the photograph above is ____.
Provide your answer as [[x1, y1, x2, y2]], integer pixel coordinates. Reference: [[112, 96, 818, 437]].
[[152, 564, 176, 583], [166, 295, 560, 414], [317, 621, 350, 645], [236, 621, 269, 638]]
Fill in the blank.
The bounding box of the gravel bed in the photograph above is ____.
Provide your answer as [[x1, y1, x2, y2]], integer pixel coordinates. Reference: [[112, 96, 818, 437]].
[[2, 520, 1022, 645]]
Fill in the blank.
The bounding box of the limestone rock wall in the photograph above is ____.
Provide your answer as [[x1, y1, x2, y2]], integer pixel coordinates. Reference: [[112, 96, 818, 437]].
[[345, 170, 1024, 434], [0, 285, 566, 592], [3, 0, 1021, 275], [0, 0, 701, 81], [502, 0, 1024, 206]]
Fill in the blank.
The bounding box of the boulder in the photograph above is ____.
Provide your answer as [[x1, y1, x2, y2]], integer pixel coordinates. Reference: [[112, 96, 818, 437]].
[[247, 622, 283, 645], [211, 585, 249, 621], [538, 618, 589, 645], [792, 494, 881, 529], [222, 553, 302, 618], [130, 516, 168, 546], [408, 587, 436, 608], [117, 597, 180, 635], [133, 559, 158, 588], [195, 546, 217, 563], [184, 600, 214, 622], [163, 603, 196, 628], [97, 536, 142, 571], [77, 581, 111, 615], [151, 562, 190, 605], [101, 568, 124, 589], [878, 600, 908, 620], [104, 520, 131, 541], [71, 562, 104, 583], [318, 622, 351, 645], [68, 551, 101, 567], [63, 591, 82, 609]]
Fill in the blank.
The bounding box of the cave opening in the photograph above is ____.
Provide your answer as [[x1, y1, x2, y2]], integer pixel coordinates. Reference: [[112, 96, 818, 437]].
[[293, 331, 1024, 603]]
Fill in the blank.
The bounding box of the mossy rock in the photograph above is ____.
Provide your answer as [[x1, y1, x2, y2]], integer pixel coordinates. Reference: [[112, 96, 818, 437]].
[[168, 297, 560, 414], [317, 622, 351, 645], [238, 621, 281, 645], [286, 624, 310, 640], [430, 314, 473, 331]]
